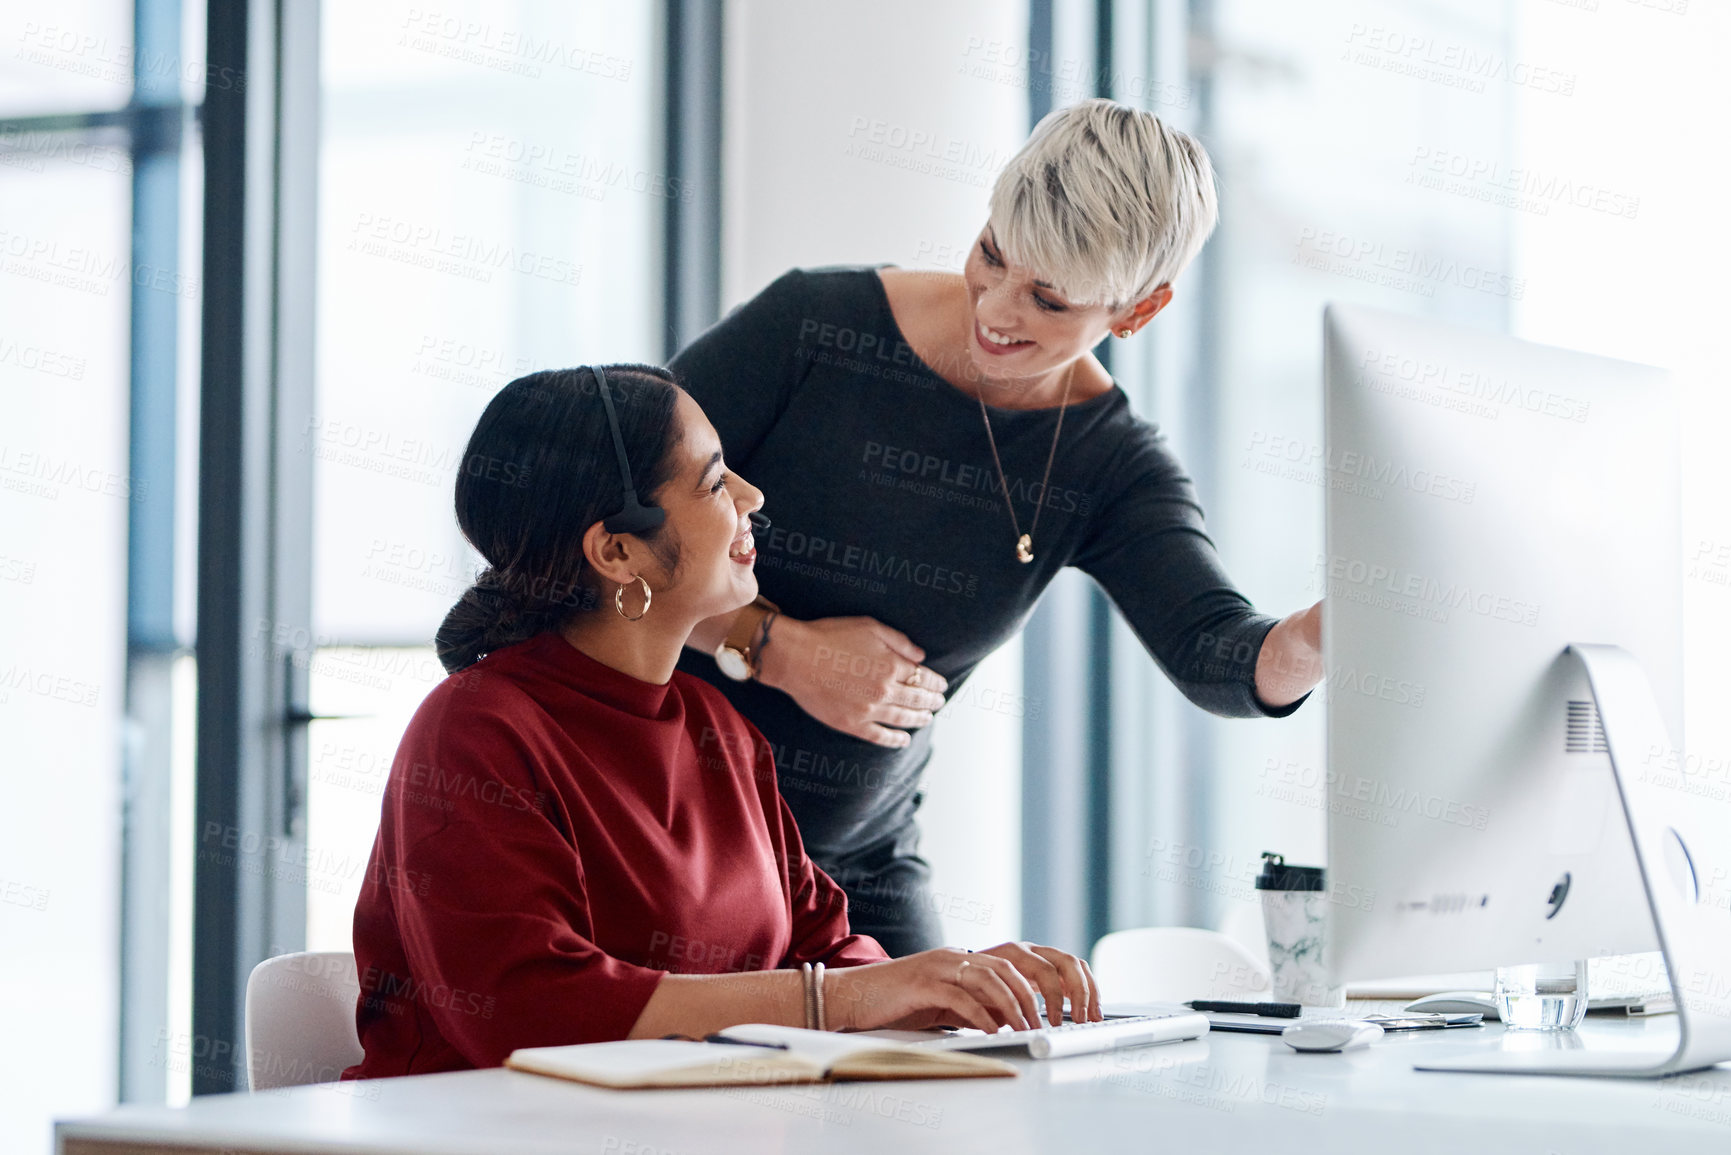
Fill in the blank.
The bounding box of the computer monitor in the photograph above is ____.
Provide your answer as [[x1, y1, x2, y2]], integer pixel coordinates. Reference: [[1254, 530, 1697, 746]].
[[1320, 302, 1682, 983]]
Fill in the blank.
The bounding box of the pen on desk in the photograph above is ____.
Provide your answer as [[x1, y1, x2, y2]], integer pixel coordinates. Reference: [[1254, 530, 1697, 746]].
[[1186, 1000, 1304, 1018], [703, 1033, 790, 1049]]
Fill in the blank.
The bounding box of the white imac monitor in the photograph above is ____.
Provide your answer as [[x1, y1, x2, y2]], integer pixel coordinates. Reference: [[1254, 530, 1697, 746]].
[[1322, 303, 1682, 982]]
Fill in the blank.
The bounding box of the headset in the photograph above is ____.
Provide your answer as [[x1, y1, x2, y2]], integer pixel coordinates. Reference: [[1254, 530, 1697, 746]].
[[591, 364, 769, 538], [593, 365, 669, 535]]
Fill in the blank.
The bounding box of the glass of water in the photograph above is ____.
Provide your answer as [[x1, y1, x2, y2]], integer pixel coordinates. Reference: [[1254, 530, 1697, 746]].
[[1494, 960, 1589, 1030]]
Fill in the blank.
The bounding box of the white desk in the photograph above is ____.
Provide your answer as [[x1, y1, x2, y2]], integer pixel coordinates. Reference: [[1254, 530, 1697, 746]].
[[56, 1013, 1731, 1155]]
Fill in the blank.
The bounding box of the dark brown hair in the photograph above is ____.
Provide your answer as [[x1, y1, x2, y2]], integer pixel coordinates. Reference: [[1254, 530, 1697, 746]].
[[434, 365, 682, 673]]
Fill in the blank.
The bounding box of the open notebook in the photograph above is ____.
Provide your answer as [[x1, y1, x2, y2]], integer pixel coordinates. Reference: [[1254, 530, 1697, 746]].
[[505, 1024, 1018, 1089]]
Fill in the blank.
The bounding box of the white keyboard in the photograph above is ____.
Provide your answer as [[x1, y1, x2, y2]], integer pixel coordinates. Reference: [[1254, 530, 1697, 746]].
[[913, 1009, 1210, 1060]]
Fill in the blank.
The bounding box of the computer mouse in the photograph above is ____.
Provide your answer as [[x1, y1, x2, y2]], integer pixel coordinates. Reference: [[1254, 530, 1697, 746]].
[[1404, 991, 1500, 1019], [1281, 1020, 1385, 1053]]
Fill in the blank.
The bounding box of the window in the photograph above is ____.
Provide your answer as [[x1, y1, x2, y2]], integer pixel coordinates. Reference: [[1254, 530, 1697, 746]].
[[0, 0, 205, 1142], [1172, 0, 1731, 942], [0, 138, 134, 1155], [306, 2, 666, 951]]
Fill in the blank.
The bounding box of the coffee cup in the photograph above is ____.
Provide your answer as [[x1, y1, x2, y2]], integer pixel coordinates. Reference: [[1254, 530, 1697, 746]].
[[1256, 851, 1345, 1008]]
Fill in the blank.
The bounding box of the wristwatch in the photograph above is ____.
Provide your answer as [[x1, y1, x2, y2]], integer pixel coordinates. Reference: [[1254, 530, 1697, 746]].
[[714, 596, 780, 681]]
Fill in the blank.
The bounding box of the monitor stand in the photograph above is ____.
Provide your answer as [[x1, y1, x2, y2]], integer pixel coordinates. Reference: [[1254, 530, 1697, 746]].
[[1417, 644, 1731, 1077]]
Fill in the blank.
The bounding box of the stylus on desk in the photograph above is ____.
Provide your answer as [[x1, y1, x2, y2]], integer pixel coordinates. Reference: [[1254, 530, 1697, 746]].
[[1185, 1000, 1303, 1018]]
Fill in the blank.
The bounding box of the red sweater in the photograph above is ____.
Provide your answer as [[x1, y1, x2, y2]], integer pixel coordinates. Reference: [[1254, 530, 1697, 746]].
[[344, 631, 887, 1078]]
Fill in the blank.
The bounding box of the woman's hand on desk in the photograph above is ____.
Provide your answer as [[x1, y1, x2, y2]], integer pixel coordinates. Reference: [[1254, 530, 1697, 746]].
[[825, 942, 1102, 1033], [757, 616, 948, 748]]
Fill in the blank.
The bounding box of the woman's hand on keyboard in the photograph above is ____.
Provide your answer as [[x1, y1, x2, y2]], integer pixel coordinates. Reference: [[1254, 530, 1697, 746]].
[[976, 941, 1102, 1026], [823, 942, 1099, 1033]]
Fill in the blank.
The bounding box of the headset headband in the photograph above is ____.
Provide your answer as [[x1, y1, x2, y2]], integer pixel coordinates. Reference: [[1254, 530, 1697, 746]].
[[594, 366, 667, 535]]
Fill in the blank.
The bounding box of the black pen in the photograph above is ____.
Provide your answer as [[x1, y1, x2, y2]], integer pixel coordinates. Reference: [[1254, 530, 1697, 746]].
[[1186, 999, 1303, 1018], [704, 1033, 791, 1049]]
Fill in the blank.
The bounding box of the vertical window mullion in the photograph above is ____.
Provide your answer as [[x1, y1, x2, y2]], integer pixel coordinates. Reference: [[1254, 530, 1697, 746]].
[[191, 0, 318, 1095]]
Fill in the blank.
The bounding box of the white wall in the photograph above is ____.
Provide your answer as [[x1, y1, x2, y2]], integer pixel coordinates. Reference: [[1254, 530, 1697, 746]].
[[722, 0, 1030, 945], [722, 1, 1029, 298]]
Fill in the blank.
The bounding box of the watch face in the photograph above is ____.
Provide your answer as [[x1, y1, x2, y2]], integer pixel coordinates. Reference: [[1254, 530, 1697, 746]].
[[715, 646, 752, 681]]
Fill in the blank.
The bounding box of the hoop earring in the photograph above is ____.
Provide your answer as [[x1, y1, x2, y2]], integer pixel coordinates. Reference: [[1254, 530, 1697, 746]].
[[615, 575, 651, 621]]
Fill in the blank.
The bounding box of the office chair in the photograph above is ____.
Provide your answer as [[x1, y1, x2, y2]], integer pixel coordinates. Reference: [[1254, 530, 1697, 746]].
[[244, 950, 365, 1090], [1090, 926, 1272, 1004]]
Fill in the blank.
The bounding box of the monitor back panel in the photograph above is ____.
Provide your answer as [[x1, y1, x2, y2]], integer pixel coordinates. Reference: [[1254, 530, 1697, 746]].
[[1322, 303, 1680, 981]]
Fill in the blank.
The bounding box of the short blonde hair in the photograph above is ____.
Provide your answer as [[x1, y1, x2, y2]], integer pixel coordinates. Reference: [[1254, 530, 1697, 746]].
[[988, 98, 1219, 310]]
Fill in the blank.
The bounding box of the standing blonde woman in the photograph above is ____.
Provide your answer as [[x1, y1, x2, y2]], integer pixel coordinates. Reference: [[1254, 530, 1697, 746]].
[[672, 99, 1323, 955]]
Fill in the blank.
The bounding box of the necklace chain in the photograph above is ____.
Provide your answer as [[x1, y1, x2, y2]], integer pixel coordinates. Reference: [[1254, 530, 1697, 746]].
[[975, 368, 1074, 564]]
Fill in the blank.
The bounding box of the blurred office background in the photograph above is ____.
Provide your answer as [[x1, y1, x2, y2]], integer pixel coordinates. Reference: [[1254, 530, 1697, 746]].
[[3, 0, 1728, 1149]]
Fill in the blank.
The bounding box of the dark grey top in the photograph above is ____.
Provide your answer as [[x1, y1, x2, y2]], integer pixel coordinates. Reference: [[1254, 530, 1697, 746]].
[[671, 266, 1301, 862]]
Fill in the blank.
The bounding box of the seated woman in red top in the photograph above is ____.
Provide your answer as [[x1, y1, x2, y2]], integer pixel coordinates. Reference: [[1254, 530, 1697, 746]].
[[345, 363, 1101, 1077]]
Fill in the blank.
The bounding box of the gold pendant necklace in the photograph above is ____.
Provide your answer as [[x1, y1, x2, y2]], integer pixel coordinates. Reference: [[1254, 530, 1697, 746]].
[[976, 368, 1074, 564]]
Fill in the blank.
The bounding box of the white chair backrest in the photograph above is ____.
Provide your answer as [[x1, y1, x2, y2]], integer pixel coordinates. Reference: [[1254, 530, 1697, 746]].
[[1217, 900, 1274, 972], [1090, 926, 1272, 1005], [244, 951, 365, 1091]]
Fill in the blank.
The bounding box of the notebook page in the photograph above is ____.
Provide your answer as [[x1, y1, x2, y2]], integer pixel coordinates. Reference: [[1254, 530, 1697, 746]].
[[716, 1024, 910, 1068], [508, 1038, 804, 1082]]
